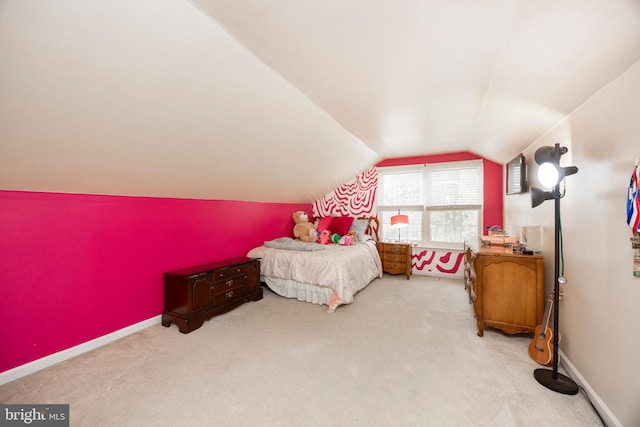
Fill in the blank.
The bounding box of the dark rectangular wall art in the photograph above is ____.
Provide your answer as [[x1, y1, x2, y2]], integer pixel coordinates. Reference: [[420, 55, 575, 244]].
[[506, 153, 527, 195]]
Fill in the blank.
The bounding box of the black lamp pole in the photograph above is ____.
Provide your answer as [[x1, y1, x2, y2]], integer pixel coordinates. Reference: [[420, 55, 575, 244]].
[[532, 144, 579, 395]]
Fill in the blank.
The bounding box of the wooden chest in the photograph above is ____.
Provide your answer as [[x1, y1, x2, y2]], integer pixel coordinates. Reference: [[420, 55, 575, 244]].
[[162, 257, 262, 333]]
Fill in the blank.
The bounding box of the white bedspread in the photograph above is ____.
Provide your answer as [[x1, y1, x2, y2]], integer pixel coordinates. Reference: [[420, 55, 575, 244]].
[[247, 241, 382, 309]]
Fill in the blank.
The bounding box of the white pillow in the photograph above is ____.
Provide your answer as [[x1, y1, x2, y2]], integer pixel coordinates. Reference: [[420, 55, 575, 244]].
[[349, 219, 370, 242]]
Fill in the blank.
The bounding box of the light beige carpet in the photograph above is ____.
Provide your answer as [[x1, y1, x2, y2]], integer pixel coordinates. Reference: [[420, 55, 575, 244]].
[[0, 276, 603, 426]]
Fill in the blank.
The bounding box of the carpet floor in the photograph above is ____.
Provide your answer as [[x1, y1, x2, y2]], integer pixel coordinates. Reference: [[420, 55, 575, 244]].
[[0, 275, 604, 426]]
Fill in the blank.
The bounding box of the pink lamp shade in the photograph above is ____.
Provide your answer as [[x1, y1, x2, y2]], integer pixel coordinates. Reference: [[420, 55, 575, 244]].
[[390, 214, 409, 228]]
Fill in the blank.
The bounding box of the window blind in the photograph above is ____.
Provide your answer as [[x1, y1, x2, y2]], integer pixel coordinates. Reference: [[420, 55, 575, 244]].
[[377, 168, 423, 207], [426, 162, 482, 207]]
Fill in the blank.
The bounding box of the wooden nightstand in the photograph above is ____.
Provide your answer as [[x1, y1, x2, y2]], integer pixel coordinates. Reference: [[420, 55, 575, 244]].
[[376, 241, 411, 279]]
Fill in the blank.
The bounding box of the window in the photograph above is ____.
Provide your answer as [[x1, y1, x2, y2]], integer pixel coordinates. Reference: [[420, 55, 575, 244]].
[[377, 160, 483, 245]]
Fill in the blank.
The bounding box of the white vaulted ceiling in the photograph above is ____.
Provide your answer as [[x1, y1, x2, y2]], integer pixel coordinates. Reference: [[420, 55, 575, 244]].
[[1, 0, 640, 202], [193, 0, 640, 160]]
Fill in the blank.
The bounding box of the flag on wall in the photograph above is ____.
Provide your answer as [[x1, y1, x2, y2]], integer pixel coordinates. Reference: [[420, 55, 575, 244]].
[[628, 160, 640, 235]]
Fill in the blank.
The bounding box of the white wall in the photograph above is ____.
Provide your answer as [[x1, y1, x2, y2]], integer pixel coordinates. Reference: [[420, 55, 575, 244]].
[[504, 60, 640, 427]]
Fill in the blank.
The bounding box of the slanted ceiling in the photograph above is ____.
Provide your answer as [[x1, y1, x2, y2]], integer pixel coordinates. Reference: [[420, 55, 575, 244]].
[[1, 1, 640, 203]]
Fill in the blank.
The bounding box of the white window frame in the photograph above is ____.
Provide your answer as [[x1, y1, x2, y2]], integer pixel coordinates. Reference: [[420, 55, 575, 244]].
[[377, 160, 483, 246]]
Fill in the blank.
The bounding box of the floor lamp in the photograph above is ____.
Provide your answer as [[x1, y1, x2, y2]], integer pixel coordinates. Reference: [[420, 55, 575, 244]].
[[531, 143, 579, 395]]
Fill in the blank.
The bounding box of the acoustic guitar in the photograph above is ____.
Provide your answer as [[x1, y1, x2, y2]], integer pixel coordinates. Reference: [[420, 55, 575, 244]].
[[528, 291, 557, 366]]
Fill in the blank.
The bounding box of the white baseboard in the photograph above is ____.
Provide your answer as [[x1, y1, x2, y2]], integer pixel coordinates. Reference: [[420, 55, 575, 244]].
[[560, 349, 621, 427], [0, 315, 162, 386]]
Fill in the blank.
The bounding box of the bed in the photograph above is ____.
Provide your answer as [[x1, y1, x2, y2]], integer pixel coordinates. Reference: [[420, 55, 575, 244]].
[[246, 217, 383, 312]]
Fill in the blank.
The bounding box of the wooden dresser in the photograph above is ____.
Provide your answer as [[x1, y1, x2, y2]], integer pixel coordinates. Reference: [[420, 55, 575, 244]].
[[377, 241, 411, 279], [162, 257, 262, 333], [466, 246, 543, 337]]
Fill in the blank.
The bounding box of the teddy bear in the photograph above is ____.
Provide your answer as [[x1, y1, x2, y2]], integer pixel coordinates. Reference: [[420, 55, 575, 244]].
[[292, 211, 317, 243]]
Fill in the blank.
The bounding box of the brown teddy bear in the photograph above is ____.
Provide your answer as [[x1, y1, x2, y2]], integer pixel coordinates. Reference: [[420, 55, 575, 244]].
[[292, 211, 317, 243]]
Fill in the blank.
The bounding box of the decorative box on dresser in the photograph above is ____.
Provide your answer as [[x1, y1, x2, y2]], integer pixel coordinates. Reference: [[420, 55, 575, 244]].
[[162, 257, 262, 333], [467, 245, 544, 337], [376, 241, 411, 279]]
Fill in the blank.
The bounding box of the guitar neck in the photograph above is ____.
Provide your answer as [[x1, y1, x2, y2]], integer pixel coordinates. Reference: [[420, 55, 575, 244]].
[[538, 292, 554, 338]]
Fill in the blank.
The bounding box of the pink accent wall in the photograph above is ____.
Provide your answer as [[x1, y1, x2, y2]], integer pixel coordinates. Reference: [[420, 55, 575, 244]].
[[0, 190, 311, 373], [376, 151, 503, 230]]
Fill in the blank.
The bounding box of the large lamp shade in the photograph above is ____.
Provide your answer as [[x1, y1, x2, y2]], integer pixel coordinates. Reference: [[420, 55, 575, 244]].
[[531, 187, 555, 208], [534, 145, 579, 188], [391, 214, 409, 228]]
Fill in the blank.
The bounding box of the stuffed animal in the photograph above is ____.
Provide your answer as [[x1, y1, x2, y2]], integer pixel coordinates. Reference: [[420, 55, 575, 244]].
[[347, 230, 358, 244], [292, 211, 317, 243], [318, 229, 331, 244], [338, 234, 351, 246]]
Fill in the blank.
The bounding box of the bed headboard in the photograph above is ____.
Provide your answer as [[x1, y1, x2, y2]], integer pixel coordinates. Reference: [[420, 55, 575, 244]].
[[359, 216, 380, 242]]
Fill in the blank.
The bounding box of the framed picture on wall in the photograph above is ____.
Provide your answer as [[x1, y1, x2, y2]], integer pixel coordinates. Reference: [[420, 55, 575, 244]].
[[506, 154, 527, 195]]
